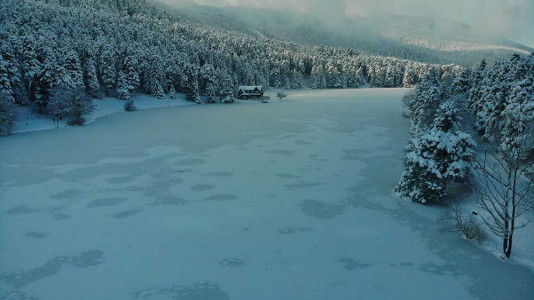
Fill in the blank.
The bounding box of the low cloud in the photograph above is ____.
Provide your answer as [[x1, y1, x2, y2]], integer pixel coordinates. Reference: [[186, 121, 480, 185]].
[[160, 0, 534, 47]]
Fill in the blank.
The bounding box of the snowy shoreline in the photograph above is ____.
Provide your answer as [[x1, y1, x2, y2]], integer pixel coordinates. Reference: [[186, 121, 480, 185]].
[[10, 88, 298, 135], [11, 94, 195, 134]]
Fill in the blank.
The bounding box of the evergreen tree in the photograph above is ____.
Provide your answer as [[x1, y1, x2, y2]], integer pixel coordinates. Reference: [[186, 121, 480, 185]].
[[200, 64, 216, 101], [63, 50, 84, 89], [500, 78, 534, 154], [472, 59, 487, 86], [98, 45, 117, 95], [0, 93, 16, 135], [48, 87, 73, 121], [397, 112, 475, 203], [0, 55, 15, 104], [116, 71, 130, 100], [451, 69, 471, 95], [47, 87, 95, 125], [30, 62, 58, 114], [123, 55, 140, 93], [289, 69, 303, 89], [21, 36, 42, 91], [83, 56, 100, 97], [69, 89, 96, 125], [384, 64, 396, 88], [432, 100, 461, 132], [183, 64, 199, 101], [409, 77, 442, 135], [403, 66, 418, 88], [149, 77, 165, 99]]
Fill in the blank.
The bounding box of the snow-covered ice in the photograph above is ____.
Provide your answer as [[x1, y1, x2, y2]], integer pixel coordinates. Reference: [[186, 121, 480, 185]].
[[1, 89, 532, 300]]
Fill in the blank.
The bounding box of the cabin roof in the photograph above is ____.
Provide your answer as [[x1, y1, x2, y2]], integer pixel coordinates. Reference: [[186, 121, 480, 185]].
[[238, 85, 263, 90]]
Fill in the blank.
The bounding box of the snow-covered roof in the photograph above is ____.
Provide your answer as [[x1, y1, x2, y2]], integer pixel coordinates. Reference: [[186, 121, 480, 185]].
[[238, 85, 263, 90]]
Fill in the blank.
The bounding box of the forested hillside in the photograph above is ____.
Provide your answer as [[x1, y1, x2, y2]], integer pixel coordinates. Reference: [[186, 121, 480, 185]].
[[0, 0, 464, 134]]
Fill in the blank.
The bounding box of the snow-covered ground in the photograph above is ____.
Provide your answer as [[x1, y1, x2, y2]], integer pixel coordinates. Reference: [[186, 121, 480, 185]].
[[12, 94, 194, 134], [1, 89, 532, 300]]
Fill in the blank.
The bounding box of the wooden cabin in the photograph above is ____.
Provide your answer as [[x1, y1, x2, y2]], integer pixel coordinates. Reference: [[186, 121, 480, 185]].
[[237, 86, 264, 99]]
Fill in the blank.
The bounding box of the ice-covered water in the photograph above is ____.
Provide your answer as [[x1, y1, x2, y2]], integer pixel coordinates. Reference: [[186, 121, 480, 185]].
[[1, 89, 532, 299]]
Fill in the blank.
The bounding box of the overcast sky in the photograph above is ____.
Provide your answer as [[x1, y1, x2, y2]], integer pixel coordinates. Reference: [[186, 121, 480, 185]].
[[160, 0, 534, 47]]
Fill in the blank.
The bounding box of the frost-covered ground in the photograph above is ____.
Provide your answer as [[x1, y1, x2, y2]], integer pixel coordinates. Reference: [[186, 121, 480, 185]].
[[1, 89, 533, 300]]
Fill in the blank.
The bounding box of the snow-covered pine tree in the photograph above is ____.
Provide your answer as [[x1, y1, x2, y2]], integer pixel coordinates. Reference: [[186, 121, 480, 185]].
[[21, 36, 42, 92], [439, 70, 454, 99], [403, 66, 418, 88], [451, 69, 471, 95], [500, 78, 534, 154], [69, 89, 96, 125], [82, 51, 100, 97], [183, 63, 199, 102], [0, 54, 15, 104], [354, 65, 366, 87], [397, 102, 475, 203], [0, 93, 16, 135], [472, 59, 487, 87], [290, 69, 303, 89], [83, 56, 100, 97], [200, 64, 217, 102], [123, 55, 140, 93], [63, 50, 84, 89], [218, 70, 235, 103], [475, 80, 507, 141], [409, 77, 442, 136], [309, 65, 320, 89], [47, 86, 73, 121], [30, 62, 58, 114], [116, 71, 130, 100], [168, 86, 176, 99], [384, 64, 396, 88], [149, 77, 165, 99], [0, 48, 25, 105], [269, 66, 281, 88], [431, 100, 461, 133], [98, 45, 117, 95], [326, 62, 342, 88]]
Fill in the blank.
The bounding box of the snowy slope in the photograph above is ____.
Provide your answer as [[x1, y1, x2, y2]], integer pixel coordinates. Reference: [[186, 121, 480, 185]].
[[1, 89, 532, 300]]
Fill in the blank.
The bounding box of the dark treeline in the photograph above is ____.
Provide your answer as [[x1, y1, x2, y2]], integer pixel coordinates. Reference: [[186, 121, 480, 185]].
[[0, 0, 457, 134]]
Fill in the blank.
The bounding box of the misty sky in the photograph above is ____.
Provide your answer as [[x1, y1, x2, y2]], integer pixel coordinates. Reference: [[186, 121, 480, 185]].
[[161, 0, 534, 47]]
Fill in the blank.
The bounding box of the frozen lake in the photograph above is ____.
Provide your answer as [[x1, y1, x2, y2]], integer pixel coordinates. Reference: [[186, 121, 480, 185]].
[[1, 89, 533, 299]]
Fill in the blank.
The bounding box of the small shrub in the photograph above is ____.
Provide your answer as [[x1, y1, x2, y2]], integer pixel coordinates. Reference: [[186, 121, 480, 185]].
[[67, 116, 86, 126], [439, 203, 485, 244], [124, 100, 136, 111]]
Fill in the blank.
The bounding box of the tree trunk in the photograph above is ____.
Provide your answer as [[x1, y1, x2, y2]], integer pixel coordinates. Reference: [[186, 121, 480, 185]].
[[502, 217, 509, 255], [505, 234, 513, 258]]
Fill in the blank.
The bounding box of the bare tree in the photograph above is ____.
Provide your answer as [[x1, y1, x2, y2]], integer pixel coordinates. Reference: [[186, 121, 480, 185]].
[[472, 142, 534, 258], [439, 203, 483, 241]]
